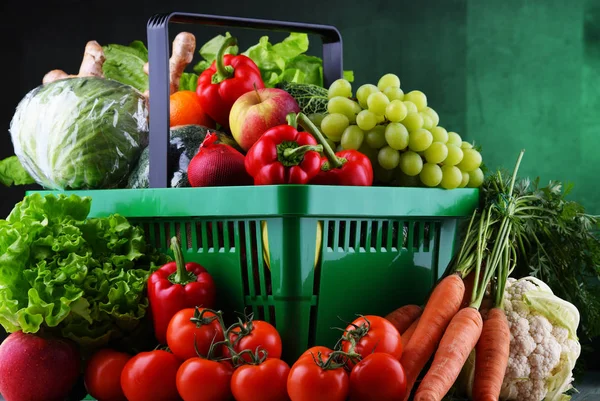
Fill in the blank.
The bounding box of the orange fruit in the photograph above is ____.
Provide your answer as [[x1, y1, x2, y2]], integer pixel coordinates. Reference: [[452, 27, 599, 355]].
[[169, 90, 215, 128]]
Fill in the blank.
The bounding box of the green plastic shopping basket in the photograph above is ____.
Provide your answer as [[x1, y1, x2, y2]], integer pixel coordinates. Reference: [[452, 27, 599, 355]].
[[34, 12, 479, 363]]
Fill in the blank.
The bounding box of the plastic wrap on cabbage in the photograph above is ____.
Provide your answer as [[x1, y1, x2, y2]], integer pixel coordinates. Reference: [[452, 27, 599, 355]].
[[9, 77, 149, 190]]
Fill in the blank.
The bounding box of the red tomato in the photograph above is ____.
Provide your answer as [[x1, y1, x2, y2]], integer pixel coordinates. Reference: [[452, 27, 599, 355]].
[[224, 320, 282, 362], [121, 350, 181, 401], [287, 358, 349, 401], [176, 357, 233, 401], [297, 346, 334, 363], [167, 308, 225, 360], [341, 315, 402, 366], [231, 358, 290, 401], [84, 348, 131, 401], [349, 353, 407, 401]]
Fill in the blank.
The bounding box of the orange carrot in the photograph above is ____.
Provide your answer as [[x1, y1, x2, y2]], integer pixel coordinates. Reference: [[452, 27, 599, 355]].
[[401, 316, 420, 348], [413, 307, 483, 401], [472, 308, 510, 401], [400, 273, 465, 401], [385, 304, 422, 334]]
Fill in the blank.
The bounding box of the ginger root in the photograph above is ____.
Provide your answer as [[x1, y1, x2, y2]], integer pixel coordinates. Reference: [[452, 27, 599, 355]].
[[142, 31, 197, 98], [43, 41, 106, 84]]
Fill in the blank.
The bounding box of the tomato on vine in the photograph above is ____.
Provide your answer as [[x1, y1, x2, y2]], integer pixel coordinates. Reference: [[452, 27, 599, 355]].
[[176, 357, 233, 401], [230, 351, 290, 401], [84, 348, 131, 401], [120, 350, 181, 401], [167, 307, 225, 360], [223, 319, 282, 362], [349, 352, 407, 401], [341, 315, 403, 367]]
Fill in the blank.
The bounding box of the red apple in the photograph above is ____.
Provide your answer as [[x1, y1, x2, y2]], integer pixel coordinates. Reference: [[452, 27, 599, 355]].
[[229, 88, 301, 151], [0, 331, 81, 401]]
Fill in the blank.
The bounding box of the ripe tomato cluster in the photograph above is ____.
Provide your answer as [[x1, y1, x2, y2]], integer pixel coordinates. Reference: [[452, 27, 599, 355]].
[[83, 312, 408, 401]]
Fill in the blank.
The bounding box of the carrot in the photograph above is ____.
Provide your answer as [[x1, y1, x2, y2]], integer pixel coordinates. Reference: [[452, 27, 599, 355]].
[[399, 273, 465, 401], [401, 316, 420, 348], [472, 307, 510, 401], [385, 304, 422, 334], [413, 307, 483, 401]]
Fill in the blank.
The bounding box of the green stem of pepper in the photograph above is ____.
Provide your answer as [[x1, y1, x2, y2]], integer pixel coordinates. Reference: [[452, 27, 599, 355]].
[[167, 236, 196, 285], [212, 36, 237, 84], [296, 112, 344, 169]]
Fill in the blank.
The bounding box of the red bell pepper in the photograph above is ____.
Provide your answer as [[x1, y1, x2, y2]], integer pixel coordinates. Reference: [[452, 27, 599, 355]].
[[245, 114, 324, 185], [295, 114, 374, 186], [148, 237, 217, 344], [196, 36, 265, 129]]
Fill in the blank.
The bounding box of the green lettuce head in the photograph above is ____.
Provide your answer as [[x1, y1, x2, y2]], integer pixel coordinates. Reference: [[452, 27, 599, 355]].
[[9, 77, 149, 190]]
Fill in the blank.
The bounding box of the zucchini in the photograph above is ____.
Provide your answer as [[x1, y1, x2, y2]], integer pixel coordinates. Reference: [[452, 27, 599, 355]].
[[127, 124, 241, 188]]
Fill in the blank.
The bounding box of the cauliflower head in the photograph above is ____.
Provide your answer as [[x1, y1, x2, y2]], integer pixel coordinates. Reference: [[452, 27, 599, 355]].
[[459, 276, 581, 401]]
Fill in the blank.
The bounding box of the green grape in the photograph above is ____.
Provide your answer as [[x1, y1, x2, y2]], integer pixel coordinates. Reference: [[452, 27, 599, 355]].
[[328, 79, 352, 99], [457, 148, 482, 172], [320, 113, 349, 142], [377, 73, 401, 91], [403, 113, 424, 132], [367, 92, 390, 116], [444, 144, 464, 166], [384, 87, 405, 101], [467, 168, 484, 188], [422, 107, 439, 127], [430, 126, 449, 143], [365, 126, 387, 149], [308, 113, 326, 128], [403, 101, 418, 114], [378, 146, 401, 170], [420, 113, 434, 130], [459, 171, 470, 188], [408, 129, 433, 152], [376, 114, 386, 124], [356, 110, 378, 131], [384, 123, 409, 150], [356, 84, 380, 109], [424, 141, 448, 164], [447, 132, 463, 147], [328, 96, 361, 123], [399, 151, 424, 176], [404, 90, 427, 111], [340, 125, 365, 150], [385, 100, 408, 123], [461, 141, 473, 149], [419, 163, 443, 187], [440, 165, 462, 189]]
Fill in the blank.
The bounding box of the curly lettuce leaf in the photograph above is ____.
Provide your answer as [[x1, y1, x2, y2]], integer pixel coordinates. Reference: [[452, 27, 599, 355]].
[[102, 40, 149, 92], [193, 32, 239, 75], [0, 156, 36, 187], [179, 72, 199, 91], [0, 193, 166, 351]]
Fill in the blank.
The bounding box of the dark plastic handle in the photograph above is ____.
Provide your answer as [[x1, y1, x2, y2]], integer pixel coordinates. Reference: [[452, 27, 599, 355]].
[[146, 12, 344, 188]]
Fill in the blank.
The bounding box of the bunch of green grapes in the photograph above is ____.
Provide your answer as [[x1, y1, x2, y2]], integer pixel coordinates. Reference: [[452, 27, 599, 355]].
[[312, 73, 484, 189]]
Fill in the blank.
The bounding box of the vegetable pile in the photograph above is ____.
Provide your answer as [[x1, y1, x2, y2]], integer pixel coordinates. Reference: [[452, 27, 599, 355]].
[[0, 17, 599, 401]]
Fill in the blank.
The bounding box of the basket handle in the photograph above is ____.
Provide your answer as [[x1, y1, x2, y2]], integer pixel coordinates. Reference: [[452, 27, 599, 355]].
[[146, 12, 344, 188]]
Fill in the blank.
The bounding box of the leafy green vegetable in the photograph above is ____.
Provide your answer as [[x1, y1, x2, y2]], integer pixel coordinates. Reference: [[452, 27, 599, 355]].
[[193, 32, 353, 88], [0, 156, 35, 187], [0, 193, 167, 351], [10, 77, 149, 190], [193, 32, 239, 75], [102, 40, 149, 92], [275, 81, 329, 115], [179, 72, 199, 91]]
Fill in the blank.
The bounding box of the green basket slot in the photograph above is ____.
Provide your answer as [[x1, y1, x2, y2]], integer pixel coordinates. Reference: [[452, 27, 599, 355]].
[[31, 185, 478, 362]]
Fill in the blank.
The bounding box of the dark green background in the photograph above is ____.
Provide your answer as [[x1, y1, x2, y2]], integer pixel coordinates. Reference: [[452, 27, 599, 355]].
[[1, 0, 599, 216]]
